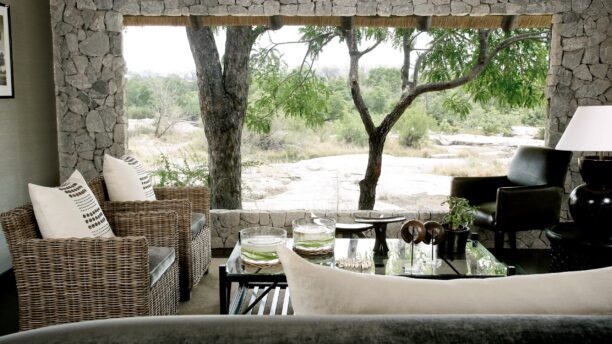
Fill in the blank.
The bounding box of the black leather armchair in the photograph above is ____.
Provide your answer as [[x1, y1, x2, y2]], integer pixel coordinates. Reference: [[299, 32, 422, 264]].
[[451, 146, 572, 252]]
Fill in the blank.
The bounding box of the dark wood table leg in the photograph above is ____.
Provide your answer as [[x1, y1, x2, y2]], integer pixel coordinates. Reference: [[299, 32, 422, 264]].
[[373, 224, 389, 256], [219, 264, 229, 314]]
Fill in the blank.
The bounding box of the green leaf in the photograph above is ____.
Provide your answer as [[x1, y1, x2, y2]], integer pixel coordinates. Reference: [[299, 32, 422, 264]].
[[420, 28, 549, 109], [442, 93, 472, 119]]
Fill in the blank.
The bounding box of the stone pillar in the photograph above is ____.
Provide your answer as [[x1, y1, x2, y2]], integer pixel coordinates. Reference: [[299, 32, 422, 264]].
[[546, 0, 612, 219], [51, 0, 127, 182]]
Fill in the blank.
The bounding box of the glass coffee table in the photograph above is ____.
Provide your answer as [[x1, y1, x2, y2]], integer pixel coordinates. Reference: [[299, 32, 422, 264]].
[[219, 238, 511, 315]]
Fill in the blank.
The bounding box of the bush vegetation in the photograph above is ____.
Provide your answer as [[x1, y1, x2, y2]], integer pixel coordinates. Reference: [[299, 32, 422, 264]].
[[127, 66, 546, 167]]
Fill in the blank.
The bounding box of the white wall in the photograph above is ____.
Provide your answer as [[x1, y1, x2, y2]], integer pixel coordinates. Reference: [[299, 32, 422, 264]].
[[0, 0, 58, 274]]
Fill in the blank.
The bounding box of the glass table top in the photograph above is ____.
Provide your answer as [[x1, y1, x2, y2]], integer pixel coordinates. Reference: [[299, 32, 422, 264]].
[[225, 238, 507, 278]]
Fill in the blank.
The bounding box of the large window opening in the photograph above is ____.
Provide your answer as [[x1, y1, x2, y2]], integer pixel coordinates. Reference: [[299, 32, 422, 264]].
[[123, 17, 550, 212]]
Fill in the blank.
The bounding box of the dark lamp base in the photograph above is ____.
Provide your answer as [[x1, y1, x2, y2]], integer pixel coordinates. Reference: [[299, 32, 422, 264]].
[[569, 157, 612, 240], [579, 156, 612, 186]]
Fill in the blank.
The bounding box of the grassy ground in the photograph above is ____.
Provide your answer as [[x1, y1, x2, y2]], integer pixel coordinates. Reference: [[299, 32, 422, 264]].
[[127, 118, 526, 210], [128, 118, 512, 177]]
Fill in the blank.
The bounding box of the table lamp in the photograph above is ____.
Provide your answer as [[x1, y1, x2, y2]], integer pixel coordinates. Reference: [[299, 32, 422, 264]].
[[555, 105, 612, 241]]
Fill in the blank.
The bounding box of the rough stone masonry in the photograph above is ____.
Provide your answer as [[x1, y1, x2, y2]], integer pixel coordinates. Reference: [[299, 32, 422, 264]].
[[49, 0, 611, 241]]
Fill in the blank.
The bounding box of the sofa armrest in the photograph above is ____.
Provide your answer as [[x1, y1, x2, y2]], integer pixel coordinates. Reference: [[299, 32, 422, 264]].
[[495, 185, 564, 230], [154, 186, 210, 216], [112, 211, 179, 252], [451, 176, 512, 205], [13, 237, 150, 330]]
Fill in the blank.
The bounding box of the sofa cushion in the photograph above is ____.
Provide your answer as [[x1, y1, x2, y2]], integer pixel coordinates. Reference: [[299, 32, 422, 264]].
[[277, 245, 612, 315], [28, 170, 114, 239], [191, 213, 206, 240], [148, 246, 175, 287], [2, 315, 612, 344], [103, 155, 156, 202]]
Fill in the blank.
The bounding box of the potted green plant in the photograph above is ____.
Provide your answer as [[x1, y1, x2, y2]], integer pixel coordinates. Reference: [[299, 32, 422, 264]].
[[440, 196, 476, 254]]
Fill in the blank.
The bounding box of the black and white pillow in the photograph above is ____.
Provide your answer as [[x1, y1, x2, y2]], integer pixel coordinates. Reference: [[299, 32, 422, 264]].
[[29, 170, 114, 239], [103, 154, 156, 201]]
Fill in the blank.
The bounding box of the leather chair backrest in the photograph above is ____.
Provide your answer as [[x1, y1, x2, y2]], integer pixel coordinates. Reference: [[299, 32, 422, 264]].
[[507, 146, 572, 187]]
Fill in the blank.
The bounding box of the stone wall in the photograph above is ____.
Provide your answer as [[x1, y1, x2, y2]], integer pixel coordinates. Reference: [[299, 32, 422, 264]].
[[545, 0, 612, 219], [50, 0, 575, 182], [51, 0, 127, 181], [210, 209, 551, 250]]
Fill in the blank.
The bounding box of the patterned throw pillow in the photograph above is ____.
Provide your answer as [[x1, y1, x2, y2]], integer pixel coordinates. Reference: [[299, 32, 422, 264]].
[[29, 170, 114, 239], [103, 154, 156, 201]]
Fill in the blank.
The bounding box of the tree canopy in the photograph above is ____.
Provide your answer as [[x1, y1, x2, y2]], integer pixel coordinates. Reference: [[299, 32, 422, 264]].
[[294, 25, 549, 209]]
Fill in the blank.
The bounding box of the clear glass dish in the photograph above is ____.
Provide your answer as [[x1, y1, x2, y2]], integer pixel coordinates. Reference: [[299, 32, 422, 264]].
[[239, 227, 287, 266], [292, 217, 336, 253]]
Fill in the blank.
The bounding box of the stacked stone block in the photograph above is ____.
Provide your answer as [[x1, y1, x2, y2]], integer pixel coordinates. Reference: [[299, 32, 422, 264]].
[[51, 0, 128, 181]]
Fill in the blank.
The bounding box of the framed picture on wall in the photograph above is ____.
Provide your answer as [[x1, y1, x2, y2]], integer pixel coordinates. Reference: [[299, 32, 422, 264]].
[[0, 3, 13, 98]]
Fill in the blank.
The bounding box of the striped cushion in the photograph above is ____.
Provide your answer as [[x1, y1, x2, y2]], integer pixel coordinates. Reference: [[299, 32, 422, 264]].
[[103, 154, 156, 201]]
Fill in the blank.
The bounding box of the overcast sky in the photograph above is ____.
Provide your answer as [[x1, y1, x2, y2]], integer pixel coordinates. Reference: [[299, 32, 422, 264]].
[[123, 26, 406, 76]]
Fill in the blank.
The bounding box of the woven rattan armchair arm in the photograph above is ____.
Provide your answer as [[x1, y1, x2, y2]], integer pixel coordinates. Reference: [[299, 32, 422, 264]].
[[101, 199, 191, 241], [112, 211, 179, 252], [12, 236, 150, 331], [154, 186, 210, 216]]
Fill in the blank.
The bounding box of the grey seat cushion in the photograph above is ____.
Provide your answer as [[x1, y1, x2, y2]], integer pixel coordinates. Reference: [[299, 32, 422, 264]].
[[191, 212, 206, 240], [148, 247, 175, 287]]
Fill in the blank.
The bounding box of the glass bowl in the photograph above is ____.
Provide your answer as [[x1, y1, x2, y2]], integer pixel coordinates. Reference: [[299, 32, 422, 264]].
[[292, 217, 336, 253], [239, 227, 287, 266]]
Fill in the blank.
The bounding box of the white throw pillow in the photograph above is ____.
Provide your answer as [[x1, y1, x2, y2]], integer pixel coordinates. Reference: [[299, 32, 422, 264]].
[[103, 154, 156, 201], [277, 245, 612, 315], [29, 170, 114, 239]]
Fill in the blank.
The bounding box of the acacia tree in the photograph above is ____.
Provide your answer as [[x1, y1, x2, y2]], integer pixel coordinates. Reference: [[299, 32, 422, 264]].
[[126, 75, 199, 138], [186, 21, 332, 209], [301, 26, 548, 210], [149, 76, 197, 138], [186, 23, 261, 209]]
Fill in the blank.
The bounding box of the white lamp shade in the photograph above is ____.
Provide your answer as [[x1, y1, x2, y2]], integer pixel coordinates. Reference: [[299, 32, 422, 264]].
[[555, 106, 612, 152]]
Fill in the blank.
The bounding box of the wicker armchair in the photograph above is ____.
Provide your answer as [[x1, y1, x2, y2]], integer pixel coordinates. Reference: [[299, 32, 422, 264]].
[[87, 177, 212, 300], [0, 206, 180, 331]]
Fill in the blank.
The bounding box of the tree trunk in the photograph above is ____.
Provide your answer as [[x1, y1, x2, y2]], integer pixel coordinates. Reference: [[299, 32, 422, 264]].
[[359, 133, 386, 210], [205, 107, 243, 209], [186, 25, 254, 209]]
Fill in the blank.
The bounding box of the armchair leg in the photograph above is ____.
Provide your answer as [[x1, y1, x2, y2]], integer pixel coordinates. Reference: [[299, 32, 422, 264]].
[[508, 231, 517, 251], [180, 284, 191, 302], [494, 231, 504, 254]]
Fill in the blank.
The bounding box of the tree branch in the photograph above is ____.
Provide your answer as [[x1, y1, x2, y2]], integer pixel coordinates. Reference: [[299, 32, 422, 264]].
[[251, 26, 268, 44], [270, 33, 336, 112], [256, 32, 335, 65], [342, 27, 376, 136], [412, 31, 452, 87], [359, 38, 383, 57], [380, 30, 545, 133]]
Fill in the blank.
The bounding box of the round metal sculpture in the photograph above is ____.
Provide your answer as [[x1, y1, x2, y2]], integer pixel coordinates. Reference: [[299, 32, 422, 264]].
[[423, 221, 445, 245], [400, 220, 426, 244]]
